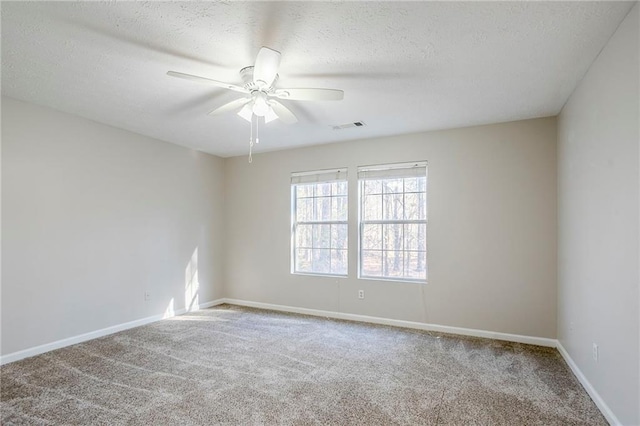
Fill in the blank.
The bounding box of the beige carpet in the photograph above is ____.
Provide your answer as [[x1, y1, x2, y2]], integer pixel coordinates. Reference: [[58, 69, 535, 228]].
[[1, 304, 605, 425]]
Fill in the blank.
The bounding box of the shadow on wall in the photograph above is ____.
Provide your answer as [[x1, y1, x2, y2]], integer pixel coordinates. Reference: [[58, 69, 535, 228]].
[[185, 247, 199, 312]]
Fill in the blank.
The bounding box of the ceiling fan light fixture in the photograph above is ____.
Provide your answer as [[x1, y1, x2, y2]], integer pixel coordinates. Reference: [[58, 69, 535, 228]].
[[252, 93, 270, 116], [237, 104, 253, 122], [264, 107, 279, 123]]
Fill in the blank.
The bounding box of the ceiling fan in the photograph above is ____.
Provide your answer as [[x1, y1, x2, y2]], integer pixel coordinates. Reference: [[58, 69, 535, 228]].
[[167, 46, 344, 125]]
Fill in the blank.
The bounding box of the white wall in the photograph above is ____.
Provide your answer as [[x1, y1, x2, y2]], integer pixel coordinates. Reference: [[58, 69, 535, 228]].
[[224, 117, 557, 339], [1, 97, 225, 356], [557, 4, 639, 425]]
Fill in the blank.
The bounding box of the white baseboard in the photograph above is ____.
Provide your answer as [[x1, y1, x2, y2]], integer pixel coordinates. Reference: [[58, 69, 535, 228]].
[[0, 298, 226, 366], [1, 297, 618, 426], [220, 299, 620, 423], [198, 299, 225, 309], [556, 341, 620, 426], [221, 298, 557, 347]]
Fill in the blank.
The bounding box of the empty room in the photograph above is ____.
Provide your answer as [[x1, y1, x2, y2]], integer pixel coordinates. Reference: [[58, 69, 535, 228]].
[[1, 1, 638, 425]]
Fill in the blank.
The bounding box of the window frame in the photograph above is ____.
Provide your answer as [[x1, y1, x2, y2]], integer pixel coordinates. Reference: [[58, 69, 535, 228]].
[[290, 168, 348, 277], [357, 162, 428, 283]]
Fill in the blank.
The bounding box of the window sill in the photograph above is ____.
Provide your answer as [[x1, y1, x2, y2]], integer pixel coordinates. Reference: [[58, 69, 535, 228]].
[[358, 275, 428, 284], [292, 272, 348, 279]]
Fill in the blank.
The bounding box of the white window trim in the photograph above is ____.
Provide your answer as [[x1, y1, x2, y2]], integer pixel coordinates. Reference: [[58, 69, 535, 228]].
[[357, 162, 428, 283], [291, 168, 348, 277]]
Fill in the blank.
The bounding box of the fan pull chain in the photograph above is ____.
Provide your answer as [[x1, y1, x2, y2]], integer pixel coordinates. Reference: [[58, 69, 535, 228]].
[[256, 117, 260, 144], [248, 115, 254, 163]]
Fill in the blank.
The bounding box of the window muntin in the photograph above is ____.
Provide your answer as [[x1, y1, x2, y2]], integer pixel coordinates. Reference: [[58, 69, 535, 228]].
[[359, 163, 427, 282], [292, 169, 348, 276]]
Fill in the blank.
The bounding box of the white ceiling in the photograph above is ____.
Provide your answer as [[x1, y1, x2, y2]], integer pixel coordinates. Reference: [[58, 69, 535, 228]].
[[1, 2, 635, 157]]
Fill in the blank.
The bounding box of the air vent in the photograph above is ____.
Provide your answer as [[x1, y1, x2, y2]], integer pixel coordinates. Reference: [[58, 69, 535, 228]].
[[332, 121, 366, 130]]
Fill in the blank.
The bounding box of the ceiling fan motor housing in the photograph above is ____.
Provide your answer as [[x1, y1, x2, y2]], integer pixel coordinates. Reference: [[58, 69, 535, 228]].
[[240, 66, 279, 92]]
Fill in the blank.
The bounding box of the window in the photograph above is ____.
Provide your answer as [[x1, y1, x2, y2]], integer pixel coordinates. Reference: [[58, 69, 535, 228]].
[[358, 162, 427, 282], [291, 168, 348, 276]]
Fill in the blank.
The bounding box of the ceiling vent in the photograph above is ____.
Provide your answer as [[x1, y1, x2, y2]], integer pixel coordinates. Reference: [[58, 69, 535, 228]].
[[332, 121, 366, 130]]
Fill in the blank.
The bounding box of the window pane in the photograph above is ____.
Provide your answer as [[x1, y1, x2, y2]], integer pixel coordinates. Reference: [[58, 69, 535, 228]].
[[404, 177, 419, 193], [313, 224, 331, 248], [362, 224, 382, 250], [382, 193, 404, 220], [383, 223, 403, 252], [404, 251, 426, 280], [295, 249, 312, 273], [332, 196, 348, 221], [331, 249, 348, 275], [361, 250, 382, 277], [404, 193, 421, 220], [363, 194, 382, 221], [364, 180, 381, 195], [404, 223, 426, 251], [333, 181, 348, 196], [312, 248, 331, 273], [420, 192, 427, 219], [296, 224, 313, 249], [418, 176, 426, 192], [384, 250, 404, 277], [296, 198, 313, 222], [331, 224, 348, 250], [315, 197, 331, 221], [296, 184, 314, 198], [383, 178, 403, 194], [317, 183, 332, 197]]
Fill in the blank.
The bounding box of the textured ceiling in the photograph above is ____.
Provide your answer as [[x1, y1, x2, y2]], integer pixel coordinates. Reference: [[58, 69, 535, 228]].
[[1, 2, 635, 157]]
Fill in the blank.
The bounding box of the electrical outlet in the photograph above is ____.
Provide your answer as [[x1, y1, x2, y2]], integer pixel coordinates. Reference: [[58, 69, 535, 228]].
[[358, 290, 365, 299], [592, 343, 598, 362], [144, 291, 151, 302]]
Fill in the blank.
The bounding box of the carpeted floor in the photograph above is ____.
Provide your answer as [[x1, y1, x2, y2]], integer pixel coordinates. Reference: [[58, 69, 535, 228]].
[[1, 304, 606, 425]]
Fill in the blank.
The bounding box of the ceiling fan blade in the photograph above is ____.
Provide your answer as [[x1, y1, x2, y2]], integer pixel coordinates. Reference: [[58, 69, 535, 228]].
[[272, 88, 344, 101], [167, 71, 249, 94], [208, 98, 252, 116], [270, 100, 298, 124], [253, 47, 281, 88]]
